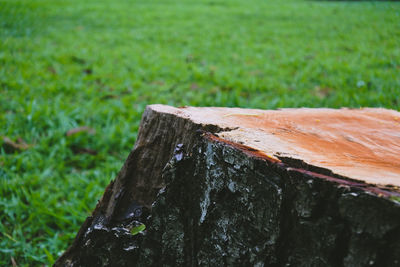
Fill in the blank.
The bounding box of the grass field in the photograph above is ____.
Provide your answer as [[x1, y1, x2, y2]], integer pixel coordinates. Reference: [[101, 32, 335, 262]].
[[1, 0, 399, 265]]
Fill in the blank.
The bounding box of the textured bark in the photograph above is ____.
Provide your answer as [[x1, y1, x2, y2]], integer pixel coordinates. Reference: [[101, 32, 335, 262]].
[[55, 105, 400, 267]]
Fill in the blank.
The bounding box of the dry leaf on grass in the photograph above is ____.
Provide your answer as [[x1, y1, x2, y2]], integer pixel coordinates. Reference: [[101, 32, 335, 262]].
[[1, 136, 32, 153]]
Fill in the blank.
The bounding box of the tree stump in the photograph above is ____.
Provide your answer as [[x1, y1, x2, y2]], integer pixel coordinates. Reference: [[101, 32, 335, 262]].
[[55, 105, 400, 267]]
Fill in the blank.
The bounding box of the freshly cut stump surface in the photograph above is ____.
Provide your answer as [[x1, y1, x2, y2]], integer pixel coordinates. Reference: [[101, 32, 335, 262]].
[[150, 105, 400, 186], [56, 105, 400, 267]]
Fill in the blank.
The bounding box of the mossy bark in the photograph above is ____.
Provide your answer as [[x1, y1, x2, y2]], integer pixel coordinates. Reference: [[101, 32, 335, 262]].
[[55, 133, 400, 266]]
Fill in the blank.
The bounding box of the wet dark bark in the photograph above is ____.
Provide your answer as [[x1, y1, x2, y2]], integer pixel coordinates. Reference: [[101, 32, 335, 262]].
[[55, 106, 400, 267]]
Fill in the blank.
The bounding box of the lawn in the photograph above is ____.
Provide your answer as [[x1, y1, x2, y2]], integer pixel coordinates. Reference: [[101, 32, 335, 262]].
[[0, 0, 399, 265]]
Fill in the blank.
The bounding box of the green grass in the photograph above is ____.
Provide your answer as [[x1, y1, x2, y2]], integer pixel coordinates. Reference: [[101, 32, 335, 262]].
[[0, 0, 399, 265]]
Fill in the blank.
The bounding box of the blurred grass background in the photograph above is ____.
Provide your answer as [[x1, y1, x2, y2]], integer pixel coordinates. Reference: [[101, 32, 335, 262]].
[[0, 0, 399, 265]]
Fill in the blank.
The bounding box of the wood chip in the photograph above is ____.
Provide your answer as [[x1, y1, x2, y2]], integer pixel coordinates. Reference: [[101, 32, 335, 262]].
[[66, 126, 96, 137]]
